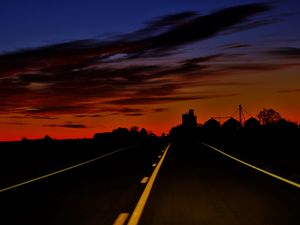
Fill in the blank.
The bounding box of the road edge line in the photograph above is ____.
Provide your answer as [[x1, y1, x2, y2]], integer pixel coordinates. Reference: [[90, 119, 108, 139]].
[[201, 142, 300, 189], [0, 145, 136, 193], [127, 143, 171, 225]]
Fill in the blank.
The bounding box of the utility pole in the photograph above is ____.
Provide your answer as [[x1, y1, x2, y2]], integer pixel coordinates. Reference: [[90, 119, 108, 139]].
[[239, 104, 242, 126]]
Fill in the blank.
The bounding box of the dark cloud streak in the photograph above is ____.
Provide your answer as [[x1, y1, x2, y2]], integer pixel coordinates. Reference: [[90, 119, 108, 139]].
[[278, 88, 300, 93], [44, 123, 87, 128], [0, 3, 277, 116], [268, 47, 300, 58], [105, 94, 239, 105]]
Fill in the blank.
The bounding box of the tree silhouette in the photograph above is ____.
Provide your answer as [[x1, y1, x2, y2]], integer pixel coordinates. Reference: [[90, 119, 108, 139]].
[[258, 108, 281, 126], [130, 126, 139, 132]]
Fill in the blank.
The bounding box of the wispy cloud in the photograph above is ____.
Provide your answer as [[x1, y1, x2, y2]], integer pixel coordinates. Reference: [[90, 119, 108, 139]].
[[221, 43, 251, 49], [0, 122, 27, 125], [105, 93, 239, 105], [277, 88, 300, 93], [8, 115, 58, 120], [153, 108, 168, 112], [0, 3, 284, 117], [268, 47, 300, 58], [124, 113, 144, 116], [44, 123, 87, 128]]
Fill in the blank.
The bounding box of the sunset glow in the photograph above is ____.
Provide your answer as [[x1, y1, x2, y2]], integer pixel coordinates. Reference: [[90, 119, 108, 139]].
[[0, 0, 299, 141]]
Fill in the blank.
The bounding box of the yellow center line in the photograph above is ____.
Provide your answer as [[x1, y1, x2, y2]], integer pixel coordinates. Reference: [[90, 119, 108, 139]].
[[0, 145, 135, 193], [140, 177, 149, 184], [201, 142, 300, 189], [113, 213, 129, 225], [127, 143, 171, 225]]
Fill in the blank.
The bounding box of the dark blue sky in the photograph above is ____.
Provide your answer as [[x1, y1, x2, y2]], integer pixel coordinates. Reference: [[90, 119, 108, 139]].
[[1, 0, 299, 53]]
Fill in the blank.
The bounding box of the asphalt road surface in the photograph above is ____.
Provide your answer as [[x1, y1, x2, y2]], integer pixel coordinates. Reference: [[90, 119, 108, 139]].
[[139, 141, 300, 225], [0, 140, 166, 225], [1, 140, 300, 225]]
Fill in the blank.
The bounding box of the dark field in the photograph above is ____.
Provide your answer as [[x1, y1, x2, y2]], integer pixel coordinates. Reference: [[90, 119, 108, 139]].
[[171, 127, 300, 184], [1, 127, 300, 225], [0, 130, 160, 190]]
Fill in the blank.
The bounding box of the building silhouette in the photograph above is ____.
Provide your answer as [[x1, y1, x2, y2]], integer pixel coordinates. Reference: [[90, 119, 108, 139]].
[[204, 118, 221, 129], [277, 118, 298, 129], [244, 117, 261, 129], [182, 109, 197, 128], [223, 117, 241, 129]]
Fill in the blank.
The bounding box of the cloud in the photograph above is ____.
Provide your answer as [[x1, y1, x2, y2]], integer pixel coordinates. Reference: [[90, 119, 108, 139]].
[[179, 54, 223, 64], [137, 3, 270, 53], [124, 113, 144, 116], [74, 114, 104, 118], [0, 122, 27, 125], [0, 3, 276, 116], [268, 47, 300, 58], [72, 107, 146, 118], [153, 108, 168, 112], [44, 123, 87, 128], [220, 63, 292, 71], [8, 115, 58, 120], [122, 11, 198, 41], [30, 116, 58, 120], [74, 107, 167, 117], [227, 16, 277, 34], [277, 88, 300, 93], [105, 93, 239, 105], [19, 105, 92, 114], [0, 3, 271, 76], [222, 43, 251, 49]]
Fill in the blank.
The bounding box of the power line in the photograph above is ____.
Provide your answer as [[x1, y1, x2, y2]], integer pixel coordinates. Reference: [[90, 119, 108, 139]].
[[211, 105, 255, 124]]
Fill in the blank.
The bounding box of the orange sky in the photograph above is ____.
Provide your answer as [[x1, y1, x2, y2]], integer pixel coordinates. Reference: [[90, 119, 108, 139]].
[[1, 65, 299, 141]]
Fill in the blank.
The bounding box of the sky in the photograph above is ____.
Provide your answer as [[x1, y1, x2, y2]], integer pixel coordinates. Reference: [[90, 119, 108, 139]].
[[0, 0, 300, 140]]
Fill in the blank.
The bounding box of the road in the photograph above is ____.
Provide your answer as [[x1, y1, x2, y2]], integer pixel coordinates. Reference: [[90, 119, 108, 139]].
[[139, 141, 300, 225], [0, 140, 166, 225], [1, 140, 300, 225]]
